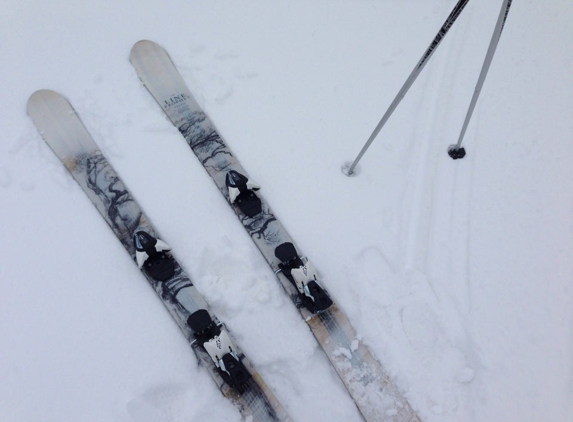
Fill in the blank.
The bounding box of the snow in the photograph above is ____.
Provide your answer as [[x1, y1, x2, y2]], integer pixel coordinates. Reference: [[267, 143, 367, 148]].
[[2, 0, 573, 421]]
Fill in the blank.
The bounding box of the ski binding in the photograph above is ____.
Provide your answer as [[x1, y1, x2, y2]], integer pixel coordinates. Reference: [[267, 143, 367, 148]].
[[187, 309, 250, 388], [134, 231, 175, 281], [275, 242, 333, 313], [226, 170, 262, 217]]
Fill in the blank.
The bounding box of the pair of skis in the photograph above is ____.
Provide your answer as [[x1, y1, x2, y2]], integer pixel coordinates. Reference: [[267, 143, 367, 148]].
[[28, 40, 420, 421]]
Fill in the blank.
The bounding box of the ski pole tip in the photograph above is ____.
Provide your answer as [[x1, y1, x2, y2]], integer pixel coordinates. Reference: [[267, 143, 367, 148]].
[[448, 145, 466, 160], [341, 162, 360, 177]]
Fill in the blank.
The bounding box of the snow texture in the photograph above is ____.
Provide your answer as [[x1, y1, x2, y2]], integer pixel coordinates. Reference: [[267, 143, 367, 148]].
[[2, 1, 573, 421]]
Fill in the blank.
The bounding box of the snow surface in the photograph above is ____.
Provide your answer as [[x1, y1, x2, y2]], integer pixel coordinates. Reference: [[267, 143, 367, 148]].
[[2, 1, 573, 421]]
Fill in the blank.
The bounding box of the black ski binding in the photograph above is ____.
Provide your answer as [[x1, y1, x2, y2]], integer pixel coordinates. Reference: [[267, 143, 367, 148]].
[[187, 309, 250, 388], [226, 170, 262, 217], [134, 231, 175, 281], [275, 242, 333, 313], [187, 308, 220, 338]]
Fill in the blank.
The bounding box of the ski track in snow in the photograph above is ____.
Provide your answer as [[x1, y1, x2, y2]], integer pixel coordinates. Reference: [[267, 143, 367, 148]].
[[389, 1, 501, 418]]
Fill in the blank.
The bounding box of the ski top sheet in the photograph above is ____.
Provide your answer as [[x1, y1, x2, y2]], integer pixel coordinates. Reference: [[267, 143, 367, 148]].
[[27, 89, 291, 422], [130, 40, 420, 422]]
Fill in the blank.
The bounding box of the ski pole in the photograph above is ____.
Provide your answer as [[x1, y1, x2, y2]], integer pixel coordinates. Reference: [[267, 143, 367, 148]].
[[448, 0, 513, 159], [345, 0, 471, 176]]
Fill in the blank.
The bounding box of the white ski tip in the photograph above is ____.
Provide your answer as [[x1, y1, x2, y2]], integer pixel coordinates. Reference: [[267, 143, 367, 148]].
[[27, 89, 66, 117], [129, 40, 165, 63]]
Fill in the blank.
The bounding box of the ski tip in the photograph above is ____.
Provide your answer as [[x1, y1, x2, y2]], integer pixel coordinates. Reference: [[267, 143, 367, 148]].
[[130, 39, 163, 61], [26, 89, 71, 120], [29, 89, 58, 98], [27, 89, 60, 111], [131, 39, 156, 50]]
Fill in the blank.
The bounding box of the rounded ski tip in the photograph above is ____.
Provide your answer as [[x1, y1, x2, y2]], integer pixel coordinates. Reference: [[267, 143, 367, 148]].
[[341, 161, 360, 177], [29, 89, 57, 99], [27, 89, 72, 121], [131, 39, 155, 50], [130, 40, 161, 61], [27, 89, 59, 109], [447, 145, 466, 160]]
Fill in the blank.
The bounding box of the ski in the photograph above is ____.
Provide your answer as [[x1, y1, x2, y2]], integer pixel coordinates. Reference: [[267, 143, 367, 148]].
[[27, 89, 291, 422], [130, 40, 420, 422]]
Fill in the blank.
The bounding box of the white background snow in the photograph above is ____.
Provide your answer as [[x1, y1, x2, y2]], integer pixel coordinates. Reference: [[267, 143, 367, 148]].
[[2, 1, 573, 421]]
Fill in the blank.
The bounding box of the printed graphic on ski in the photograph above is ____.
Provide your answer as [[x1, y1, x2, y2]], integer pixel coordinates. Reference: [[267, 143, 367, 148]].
[[27, 89, 291, 422], [130, 40, 420, 421]]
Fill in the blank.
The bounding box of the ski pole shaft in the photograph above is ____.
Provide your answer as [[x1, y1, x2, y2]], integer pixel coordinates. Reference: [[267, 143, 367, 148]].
[[453, 0, 512, 150], [346, 0, 471, 176]]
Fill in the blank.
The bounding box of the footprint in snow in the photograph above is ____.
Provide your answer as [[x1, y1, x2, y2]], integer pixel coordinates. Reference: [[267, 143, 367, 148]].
[[126, 384, 187, 422]]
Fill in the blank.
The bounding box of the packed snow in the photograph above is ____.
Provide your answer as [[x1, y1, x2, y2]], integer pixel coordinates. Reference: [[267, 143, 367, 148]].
[[2, 1, 573, 421]]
